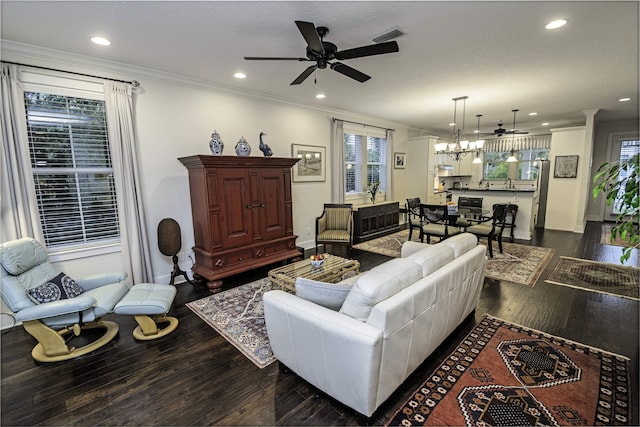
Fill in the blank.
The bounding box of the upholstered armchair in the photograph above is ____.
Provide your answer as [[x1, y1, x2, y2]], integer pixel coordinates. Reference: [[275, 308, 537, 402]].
[[315, 204, 354, 255], [0, 237, 178, 362]]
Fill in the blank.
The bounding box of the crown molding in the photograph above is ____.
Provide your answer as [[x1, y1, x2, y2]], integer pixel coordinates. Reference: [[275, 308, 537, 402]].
[[1, 40, 419, 133]]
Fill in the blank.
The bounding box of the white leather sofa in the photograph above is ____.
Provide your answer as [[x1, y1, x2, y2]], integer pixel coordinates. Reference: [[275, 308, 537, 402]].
[[263, 233, 486, 418]]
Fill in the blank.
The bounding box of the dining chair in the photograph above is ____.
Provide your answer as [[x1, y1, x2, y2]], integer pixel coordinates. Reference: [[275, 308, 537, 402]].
[[465, 203, 508, 257], [405, 198, 422, 241], [418, 203, 461, 244]]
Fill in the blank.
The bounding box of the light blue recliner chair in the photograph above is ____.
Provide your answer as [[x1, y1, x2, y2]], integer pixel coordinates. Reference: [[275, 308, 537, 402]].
[[1, 238, 178, 362]]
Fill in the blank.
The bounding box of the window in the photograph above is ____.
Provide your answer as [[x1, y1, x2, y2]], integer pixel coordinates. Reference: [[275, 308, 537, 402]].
[[483, 149, 549, 181], [24, 91, 120, 249], [343, 126, 387, 196]]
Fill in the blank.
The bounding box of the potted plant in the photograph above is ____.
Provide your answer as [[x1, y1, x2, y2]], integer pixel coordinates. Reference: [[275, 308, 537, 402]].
[[368, 180, 380, 204], [592, 153, 639, 263]]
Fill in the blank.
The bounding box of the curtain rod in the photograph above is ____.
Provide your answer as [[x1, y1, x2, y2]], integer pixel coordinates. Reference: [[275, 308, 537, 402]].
[[1, 60, 140, 87], [332, 117, 395, 132]]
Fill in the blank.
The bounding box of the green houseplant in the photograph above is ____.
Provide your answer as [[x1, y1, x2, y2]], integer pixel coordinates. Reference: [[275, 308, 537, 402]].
[[368, 180, 380, 204], [592, 153, 639, 263]]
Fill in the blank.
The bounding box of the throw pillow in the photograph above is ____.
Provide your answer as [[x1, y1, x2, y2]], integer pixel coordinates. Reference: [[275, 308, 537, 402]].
[[295, 277, 353, 311], [27, 272, 84, 304]]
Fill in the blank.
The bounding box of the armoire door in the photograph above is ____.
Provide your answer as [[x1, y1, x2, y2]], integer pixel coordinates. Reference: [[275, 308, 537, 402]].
[[252, 168, 287, 242], [220, 168, 254, 248]]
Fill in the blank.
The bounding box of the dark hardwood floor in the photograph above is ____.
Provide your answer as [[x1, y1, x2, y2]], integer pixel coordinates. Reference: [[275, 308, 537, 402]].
[[1, 221, 638, 426]]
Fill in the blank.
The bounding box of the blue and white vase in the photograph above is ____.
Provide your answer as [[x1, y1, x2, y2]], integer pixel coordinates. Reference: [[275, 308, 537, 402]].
[[209, 130, 224, 155], [235, 137, 251, 156]]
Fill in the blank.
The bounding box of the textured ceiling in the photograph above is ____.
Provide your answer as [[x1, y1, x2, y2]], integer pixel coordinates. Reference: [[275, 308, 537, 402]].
[[1, 1, 638, 138]]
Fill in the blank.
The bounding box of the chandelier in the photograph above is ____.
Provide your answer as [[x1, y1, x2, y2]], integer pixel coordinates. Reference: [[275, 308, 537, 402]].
[[434, 96, 485, 161]]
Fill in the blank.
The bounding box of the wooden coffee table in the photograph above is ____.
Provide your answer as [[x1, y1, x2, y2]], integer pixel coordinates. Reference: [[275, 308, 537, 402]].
[[268, 254, 360, 294]]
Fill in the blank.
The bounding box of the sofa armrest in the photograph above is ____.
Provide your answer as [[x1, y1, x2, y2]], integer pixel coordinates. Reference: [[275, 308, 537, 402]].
[[15, 296, 96, 322], [263, 290, 383, 417]]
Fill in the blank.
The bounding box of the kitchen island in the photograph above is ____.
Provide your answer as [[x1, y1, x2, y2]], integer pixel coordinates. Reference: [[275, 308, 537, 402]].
[[449, 187, 538, 240]]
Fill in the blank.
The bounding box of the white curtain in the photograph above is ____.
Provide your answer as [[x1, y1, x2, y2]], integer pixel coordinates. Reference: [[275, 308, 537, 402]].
[[385, 129, 394, 201], [331, 119, 345, 203], [0, 63, 44, 242], [104, 81, 153, 284]]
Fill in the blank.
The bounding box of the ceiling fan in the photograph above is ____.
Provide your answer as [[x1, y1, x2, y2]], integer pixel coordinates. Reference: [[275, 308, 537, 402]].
[[482, 109, 529, 137], [244, 21, 399, 85]]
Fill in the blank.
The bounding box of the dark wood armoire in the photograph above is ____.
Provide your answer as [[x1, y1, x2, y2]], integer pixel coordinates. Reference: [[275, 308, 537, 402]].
[[178, 155, 300, 292]]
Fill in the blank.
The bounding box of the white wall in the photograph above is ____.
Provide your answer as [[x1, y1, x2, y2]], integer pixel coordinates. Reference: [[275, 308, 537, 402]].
[[545, 126, 588, 232], [0, 44, 411, 291]]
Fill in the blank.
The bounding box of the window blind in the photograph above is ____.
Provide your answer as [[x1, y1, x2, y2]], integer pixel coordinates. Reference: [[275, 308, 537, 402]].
[[24, 91, 120, 248]]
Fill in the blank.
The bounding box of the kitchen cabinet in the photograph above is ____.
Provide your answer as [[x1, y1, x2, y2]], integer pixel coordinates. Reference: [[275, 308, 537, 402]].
[[179, 155, 301, 292]]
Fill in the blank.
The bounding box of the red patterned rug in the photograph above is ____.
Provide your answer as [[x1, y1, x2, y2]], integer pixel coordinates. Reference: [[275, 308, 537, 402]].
[[387, 315, 631, 426]]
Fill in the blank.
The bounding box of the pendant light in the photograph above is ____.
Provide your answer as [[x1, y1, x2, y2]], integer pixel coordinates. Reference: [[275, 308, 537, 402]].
[[506, 109, 519, 162], [472, 114, 484, 164]]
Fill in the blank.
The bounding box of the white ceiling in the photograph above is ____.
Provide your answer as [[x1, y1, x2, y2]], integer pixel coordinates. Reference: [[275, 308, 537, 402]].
[[1, 1, 638, 138]]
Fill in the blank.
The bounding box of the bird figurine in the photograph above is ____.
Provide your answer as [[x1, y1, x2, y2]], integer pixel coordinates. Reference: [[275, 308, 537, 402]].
[[259, 132, 273, 157]]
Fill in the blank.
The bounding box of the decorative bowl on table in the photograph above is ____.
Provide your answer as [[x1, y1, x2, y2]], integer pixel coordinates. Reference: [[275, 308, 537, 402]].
[[310, 254, 325, 268]]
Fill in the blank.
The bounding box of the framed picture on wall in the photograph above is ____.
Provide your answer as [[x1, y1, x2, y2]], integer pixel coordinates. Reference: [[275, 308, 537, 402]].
[[394, 152, 406, 169], [554, 155, 579, 178], [291, 144, 326, 182]]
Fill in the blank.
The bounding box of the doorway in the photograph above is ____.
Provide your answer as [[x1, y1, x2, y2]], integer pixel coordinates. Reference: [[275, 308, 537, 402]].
[[606, 134, 639, 221]]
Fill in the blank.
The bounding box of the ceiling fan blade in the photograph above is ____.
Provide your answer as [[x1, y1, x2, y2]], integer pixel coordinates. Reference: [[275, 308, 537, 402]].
[[295, 21, 324, 54], [330, 62, 371, 83], [290, 65, 318, 85], [334, 41, 399, 60], [244, 56, 310, 61]]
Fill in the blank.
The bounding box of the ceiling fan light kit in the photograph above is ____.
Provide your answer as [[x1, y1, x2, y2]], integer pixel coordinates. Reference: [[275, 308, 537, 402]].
[[244, 20, 399, 85]]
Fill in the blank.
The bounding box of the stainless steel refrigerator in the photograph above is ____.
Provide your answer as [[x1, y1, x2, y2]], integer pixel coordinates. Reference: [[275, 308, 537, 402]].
[[535, 160, 550, 228]]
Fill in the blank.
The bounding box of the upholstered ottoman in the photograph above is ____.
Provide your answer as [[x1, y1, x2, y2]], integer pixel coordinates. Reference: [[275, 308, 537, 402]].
[[114, 283, 178, 340]]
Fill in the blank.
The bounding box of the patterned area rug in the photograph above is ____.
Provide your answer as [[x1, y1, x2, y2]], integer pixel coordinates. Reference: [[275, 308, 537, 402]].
[[545, 256, 640, 301], [186, 278, 275, 369], [353, 230, 555, 287], [387, 314, 631, 426]]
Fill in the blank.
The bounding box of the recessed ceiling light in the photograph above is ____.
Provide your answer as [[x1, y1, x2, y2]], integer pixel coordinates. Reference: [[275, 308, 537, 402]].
[[619, 97, 631, 102], [91, 36, 111, 46], [545, 19, 567, 30], [541, 122, 550, 126], [315, 93, 326, 99], [528, 112, 538, 116], [234, 72, 246, 79]]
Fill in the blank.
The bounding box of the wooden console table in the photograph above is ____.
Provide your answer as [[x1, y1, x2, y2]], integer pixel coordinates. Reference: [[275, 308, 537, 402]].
[[353, 201, 400, 243]]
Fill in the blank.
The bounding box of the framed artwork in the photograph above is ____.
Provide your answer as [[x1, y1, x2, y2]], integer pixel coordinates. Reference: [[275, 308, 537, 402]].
[[291, 144, 326, 182], [554, 155, 579, 178], [394, 152, 406, 169]]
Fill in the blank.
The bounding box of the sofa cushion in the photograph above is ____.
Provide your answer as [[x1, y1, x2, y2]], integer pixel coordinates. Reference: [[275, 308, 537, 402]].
[[400, 241, 431, 258], [339, 258, 422, 321], [295, 277, 354, 311], [27, 272, 84, 304], [407, 244, 455, 277], [439, 233, 478, 257]]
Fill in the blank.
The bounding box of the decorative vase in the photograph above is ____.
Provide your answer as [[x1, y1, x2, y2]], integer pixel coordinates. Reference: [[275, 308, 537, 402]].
[[209, 130, 224, 155], [235, 137, 251, 156], [370, 194, 376, 204]]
